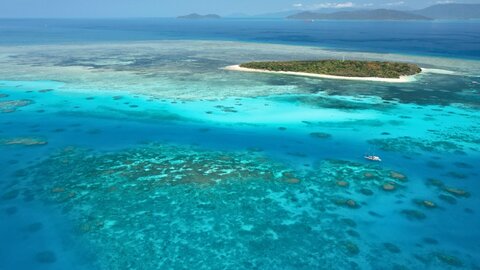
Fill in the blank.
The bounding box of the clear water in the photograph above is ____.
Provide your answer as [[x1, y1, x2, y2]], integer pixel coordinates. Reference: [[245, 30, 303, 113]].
[[0, 20, 479, 270]]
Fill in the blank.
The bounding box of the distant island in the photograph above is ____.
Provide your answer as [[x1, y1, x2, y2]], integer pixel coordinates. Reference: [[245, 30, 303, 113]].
[[285, 4, 480, 21], [288, 9, 431, 21], [412, 3, 480, 20], [225, 60, 422, 83], [177, 13, 221, 19]]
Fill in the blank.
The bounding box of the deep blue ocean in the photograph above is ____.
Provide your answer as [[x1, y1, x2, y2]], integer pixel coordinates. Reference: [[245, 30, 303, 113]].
[[0, 19, 479, 270], [1, 18, 480, 58]]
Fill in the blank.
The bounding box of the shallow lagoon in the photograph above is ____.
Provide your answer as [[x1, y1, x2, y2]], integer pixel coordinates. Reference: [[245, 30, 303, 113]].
[[0, 41, 479, 269]]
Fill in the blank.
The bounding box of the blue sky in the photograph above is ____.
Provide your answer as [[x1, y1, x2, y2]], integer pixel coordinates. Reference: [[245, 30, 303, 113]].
[[0, 0, 479, 18]]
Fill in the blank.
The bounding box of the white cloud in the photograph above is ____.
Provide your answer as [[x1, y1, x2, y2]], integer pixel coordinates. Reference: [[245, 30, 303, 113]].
[[336, 2, 355, 8], [292, 3, 303, 8], [311, 2, 355, 9], [436, 0, 454, 3], [385, 1, 405, 6]]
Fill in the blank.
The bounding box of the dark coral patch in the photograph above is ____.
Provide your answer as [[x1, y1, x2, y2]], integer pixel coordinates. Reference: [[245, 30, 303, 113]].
[[383, 242, 401, 253], [1, 190, 20, 200], [35, 251, 57, 264], [434, 252, 463, 267], [309, 132, 332, 139], [26, 222, 44, 233], [342, 241, 360, 256], [401, 209, 426, 221], [5, 206, 18, 215], [0, 99, 34, 113], [438, 194, 457, 205]]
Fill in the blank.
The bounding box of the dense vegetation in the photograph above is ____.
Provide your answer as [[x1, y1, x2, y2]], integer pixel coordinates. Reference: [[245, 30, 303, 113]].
[[240, 60, 422, 78]]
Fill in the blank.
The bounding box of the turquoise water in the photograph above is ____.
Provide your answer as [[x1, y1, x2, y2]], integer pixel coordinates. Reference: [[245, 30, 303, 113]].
[[0, 26, 480, 269]]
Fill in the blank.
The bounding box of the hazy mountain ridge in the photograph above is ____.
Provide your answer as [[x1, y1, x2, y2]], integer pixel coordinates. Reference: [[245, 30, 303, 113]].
[[180, 3, 480, 20], [288, 9, 431, 20], [177, 13, 221, 19], [412, 3, 480, 19], [284, 3, 480, 20]]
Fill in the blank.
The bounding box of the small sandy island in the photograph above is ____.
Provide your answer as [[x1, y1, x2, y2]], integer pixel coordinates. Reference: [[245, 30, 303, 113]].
[[224, 65, 420, 83]]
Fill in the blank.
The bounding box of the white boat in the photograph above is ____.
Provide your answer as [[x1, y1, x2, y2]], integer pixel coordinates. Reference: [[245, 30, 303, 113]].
[[364, 155, 382, 162], [365, 146, 382, 162]]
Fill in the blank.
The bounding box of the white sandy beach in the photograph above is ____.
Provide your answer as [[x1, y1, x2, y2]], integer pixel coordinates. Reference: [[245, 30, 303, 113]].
[[224, 65, 419, 83]]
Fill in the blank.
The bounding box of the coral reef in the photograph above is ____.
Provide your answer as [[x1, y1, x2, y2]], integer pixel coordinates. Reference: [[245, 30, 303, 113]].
[[35, 251, 57, 264], [4, 142, 475, 269], [390, 171, 407, 181], [401, 209, 426, 220], [342, 241, 360, 256], [383, 242, 401, 253], [444, 187, 470, 198], [334, 198, 360, 209], [0, 99, 33, 113], [368, 136, 463, 154], [9, 144, 365, 269], [413, 199, 437, 209], [336, 180, 349, 187], [1, 190, 19, 200], [315, 159, 408, 200], [382, 183, 396, 191], [434, 252, 463, 267], [309, 132, 332, 139], [0, 137, 48, 146]]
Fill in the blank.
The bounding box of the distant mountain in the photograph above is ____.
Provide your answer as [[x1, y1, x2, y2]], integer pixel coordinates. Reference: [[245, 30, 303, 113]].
[[287, 9, 432, 20], [253, 10, 300, 18], [177, 13, 221, 19], [253, 8, 359, 18], [413, 4, 480, 19], [287, 11, 321, 20]]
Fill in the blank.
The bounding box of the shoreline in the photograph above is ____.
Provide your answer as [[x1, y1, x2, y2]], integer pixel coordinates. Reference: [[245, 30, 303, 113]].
[[223, 65, 419, 83]]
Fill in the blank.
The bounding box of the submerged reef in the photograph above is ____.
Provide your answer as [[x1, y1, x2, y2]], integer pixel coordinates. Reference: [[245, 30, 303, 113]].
[[425, 178, 472, 200], [0, 41, 477, 105], [309, 132, 332, 139], [413, 199, 437, 209], [368, 136, 463, 155], [10, 144, 362, 269], [316, 159, 408, 199], [282, 95, 394, 111], [429, 125, 480, 147], [434, 252, 463, 267], [0, 137, 48, 146], [0, 99, 33, 113], [6, 143, 476, 269], [401, 209, 427, 220], [35, 251, 57, 264]]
